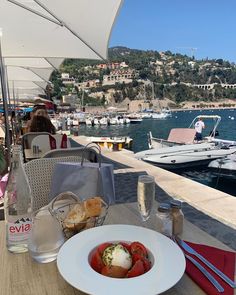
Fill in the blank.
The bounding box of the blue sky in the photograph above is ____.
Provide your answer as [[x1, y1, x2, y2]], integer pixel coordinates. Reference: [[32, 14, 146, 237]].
[[110, 0, 236, 63]]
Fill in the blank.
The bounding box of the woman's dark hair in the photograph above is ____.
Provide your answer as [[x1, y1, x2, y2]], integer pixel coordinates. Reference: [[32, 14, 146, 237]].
[[29, 115, 56, 134]]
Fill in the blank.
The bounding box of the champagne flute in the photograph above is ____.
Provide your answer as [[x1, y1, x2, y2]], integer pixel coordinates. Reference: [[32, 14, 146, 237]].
[[137, 175, 155, 222]]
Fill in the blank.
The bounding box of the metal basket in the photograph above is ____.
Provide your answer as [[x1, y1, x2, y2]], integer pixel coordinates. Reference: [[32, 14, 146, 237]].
[[49, 192, 109, 239]]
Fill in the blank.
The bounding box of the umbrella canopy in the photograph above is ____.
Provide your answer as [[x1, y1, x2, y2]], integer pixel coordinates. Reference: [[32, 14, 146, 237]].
[[8, 80, 47, 91], [1, 0, 123, 59], [4, 57, 64, 69], [6, 66, 51, 82], [0, 81, 46, 100]]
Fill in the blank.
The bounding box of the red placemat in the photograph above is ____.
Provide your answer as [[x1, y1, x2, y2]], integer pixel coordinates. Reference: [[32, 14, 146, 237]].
[[184, 241, 235, 295]]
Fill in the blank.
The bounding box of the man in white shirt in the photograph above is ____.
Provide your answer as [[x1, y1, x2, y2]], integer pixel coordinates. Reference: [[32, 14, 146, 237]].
[[194, 117, 205, 141]]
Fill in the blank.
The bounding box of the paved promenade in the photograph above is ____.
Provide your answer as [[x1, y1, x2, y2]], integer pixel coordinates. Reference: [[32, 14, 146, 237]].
[[71, 136, 236, 250]]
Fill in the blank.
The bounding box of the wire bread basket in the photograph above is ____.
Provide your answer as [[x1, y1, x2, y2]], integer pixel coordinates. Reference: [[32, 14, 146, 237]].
[[49, 191, 109, 238]]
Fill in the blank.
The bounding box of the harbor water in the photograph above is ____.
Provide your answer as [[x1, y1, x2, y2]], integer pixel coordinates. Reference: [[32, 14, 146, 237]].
[[76, 109, 236, 197]]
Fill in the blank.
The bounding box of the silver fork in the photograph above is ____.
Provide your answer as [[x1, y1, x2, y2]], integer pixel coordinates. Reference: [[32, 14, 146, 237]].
[[171, 236, 224, 293]]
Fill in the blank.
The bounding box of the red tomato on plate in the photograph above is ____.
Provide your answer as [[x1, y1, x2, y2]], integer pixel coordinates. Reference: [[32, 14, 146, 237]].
[[130, 242, 148, 257], [131, 254, 151, 272], [90, 250, 104, 273], [101, 265, 128, 278], [126, 260, 145, 278], [97, 243, 112, 255], [119, 242, 131, 252], [131, 253, 144, 264], [141, 257, 151, 272]]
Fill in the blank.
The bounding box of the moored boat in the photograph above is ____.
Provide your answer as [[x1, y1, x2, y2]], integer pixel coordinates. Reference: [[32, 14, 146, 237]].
[[135, 114, 236, 170], [148, 115, 225, 149], [135, 142, 236, 170], [88, 136, 133, 151], [208, 153, 236, 180]]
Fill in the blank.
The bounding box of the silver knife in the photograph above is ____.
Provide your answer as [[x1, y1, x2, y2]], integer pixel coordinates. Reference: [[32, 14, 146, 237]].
[[176, 237, 236, 288], [185, 254, 224, 293]]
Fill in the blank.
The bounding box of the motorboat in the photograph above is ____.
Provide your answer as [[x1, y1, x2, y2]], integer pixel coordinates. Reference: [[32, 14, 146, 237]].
[[127, 113, 143, 124], [135, 142, 236, 170], [88, 136, 133, 151], [208, 152, 236, 180], [148, 115, 226, 149], [99, 117, 109, 125], [139, 109, 171, 119], [135, 114, 236, 170]]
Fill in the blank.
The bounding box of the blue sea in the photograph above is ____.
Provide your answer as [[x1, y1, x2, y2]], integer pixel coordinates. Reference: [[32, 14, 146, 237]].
[[77, 109, 236, 196]]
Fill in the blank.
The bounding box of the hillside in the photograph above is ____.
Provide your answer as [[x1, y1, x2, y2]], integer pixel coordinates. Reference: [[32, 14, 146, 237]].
[[51, 47, 236, 108]]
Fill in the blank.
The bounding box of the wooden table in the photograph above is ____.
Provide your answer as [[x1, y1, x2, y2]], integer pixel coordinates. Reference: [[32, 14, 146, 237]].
[[0, 202, 235, 295]]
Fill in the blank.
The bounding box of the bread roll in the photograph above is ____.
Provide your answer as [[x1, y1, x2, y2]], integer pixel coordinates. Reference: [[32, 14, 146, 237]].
[[63, 203, 87, 231], [84, 197, 102, 217]]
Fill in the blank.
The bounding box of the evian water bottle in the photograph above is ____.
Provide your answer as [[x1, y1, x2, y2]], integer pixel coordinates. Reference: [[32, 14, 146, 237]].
[[4, 145, 32, 253]]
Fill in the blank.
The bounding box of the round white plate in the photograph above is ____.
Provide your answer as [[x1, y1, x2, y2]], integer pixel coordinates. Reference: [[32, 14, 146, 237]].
[[57, 224, 186, 295]]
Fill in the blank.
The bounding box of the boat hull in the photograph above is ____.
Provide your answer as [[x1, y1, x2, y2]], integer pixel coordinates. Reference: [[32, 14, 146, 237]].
[[137, 144, 236, 170], [208, 155, 236, 179], [144, 158, 215, 170]]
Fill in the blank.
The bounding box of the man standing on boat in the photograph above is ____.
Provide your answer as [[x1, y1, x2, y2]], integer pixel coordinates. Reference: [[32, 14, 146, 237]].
[[194, 117, 205, 141]]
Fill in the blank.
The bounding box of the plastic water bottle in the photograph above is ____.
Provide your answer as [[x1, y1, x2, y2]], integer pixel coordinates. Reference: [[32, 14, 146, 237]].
[[4, 145, 32, 253]]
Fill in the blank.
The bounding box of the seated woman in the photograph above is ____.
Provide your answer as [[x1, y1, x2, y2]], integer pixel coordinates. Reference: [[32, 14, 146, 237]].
[[26, 104, 50, 133], [29, 115, 56, 134]]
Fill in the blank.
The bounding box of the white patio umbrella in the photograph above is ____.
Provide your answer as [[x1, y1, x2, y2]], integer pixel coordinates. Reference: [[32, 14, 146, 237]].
[[1, 0, 123, 59], [4, 57, 64, 69], [7, 81, 47, 94], [1, 80, 46, 105], [6, 66, 51, 82], [0, 0, 123, 155], [4, 58, 64, 106]]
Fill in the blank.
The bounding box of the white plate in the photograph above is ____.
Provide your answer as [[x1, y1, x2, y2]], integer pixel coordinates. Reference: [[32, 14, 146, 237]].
[[57, 224, 186, 295]]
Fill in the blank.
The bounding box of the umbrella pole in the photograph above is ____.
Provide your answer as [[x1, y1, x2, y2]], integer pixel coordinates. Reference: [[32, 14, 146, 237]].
[[0, 35, 11, 164]]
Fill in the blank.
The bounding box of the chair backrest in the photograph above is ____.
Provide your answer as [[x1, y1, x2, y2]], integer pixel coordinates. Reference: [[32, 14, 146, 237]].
[[52, 134, 71, 149], [21, 132, 52, 149], [31, 134, 71, 154], [167, 128, 196, 144], [21, 132, 52, 162], [31, 135, 51, 154], [42, 147, 98, 162], [24, 155, 89, 211]]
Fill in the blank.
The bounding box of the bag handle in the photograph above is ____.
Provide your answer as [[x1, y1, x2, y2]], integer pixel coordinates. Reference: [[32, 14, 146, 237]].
[[81, 142, 102, 167], [49, 191, 79, 217]]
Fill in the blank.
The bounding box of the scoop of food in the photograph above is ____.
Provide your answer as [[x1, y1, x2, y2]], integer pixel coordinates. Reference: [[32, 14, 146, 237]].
[[90, 241, 151, 278], [102, 244, 132, 269]]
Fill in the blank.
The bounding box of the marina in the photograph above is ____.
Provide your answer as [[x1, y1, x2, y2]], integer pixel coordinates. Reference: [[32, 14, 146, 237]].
[[75, 108, 236, 196]]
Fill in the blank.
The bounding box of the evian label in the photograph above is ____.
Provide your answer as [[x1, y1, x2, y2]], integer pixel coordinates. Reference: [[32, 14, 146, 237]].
[[7, 216, 32, 242]]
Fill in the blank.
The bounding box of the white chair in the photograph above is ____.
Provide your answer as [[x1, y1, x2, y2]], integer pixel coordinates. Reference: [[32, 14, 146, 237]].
[[42, 147, 98, 162], [31, 134, 71, 154], [24, 155, 87, 211], [21, 132, 51, 162]]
